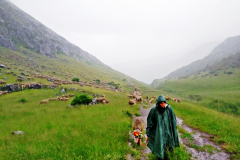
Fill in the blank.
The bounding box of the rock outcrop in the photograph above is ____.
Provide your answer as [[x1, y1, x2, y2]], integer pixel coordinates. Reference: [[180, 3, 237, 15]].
[[0, 0, 105, 66]]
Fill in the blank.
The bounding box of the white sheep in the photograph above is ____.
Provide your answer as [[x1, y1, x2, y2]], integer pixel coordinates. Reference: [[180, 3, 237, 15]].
[[39, 99, 49, 104]]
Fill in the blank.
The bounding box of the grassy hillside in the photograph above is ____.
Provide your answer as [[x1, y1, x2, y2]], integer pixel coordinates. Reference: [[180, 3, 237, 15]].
[[0, 46, 150, 93], [0, 84, 133, 159], [164, 35, 240, 79], [168, 100, 240, 159], [156, 67, 240, 115], [0, 46, 158, 159]]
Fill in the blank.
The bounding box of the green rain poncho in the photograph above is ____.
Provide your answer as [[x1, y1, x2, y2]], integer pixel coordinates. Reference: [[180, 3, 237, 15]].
[[146, 96, 179, 159]]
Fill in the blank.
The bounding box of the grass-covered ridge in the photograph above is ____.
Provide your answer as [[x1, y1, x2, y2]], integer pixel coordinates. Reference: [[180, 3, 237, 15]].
[[0, 46, 151, 93], [157, 67, 240, 115], [0, 45, 154, 159]]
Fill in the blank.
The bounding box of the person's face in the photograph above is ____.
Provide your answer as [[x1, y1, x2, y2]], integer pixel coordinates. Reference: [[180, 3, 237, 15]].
[[159, 101, 166, 108]]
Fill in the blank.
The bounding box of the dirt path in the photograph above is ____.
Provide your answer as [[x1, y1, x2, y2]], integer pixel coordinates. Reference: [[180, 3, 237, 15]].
[[139, 105, 152, 155], [139, 105, 230, 160]]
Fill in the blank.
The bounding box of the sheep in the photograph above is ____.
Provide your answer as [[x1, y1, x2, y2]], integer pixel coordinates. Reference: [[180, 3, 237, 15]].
[[129, 99, 136, 105], [135, 96, 143, 101], [165, 97, 171, 100], [128, 95, 134, 98], [101, 94, 105, 98], [61, 97, 69, 101], [149, 98, 154, 104], [0, 81, 6, 84], [21, 84, 25, 90], [62, 94, 69, 98], [39, 99, 49, 104], [49, 97, 58, 101], [1, 91, 8, 95], [105, 99, 110, 103], [96, 97, 106, 103], [16, 78, 24, 82], [132, 116, 145, 143], [176, 99, 181, 103], [69, 94, 75, 97]]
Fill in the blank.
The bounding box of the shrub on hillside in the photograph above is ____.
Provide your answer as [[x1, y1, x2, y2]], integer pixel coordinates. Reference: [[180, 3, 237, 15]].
[[122, 110, 132, 118], [72, 78, 79, 82], [108, 81, 120, 89], [70, 94, 92, 106], [209, 99, 240, 115], [18, 98, 27, 103], [189, 95, 202, 101], [93, 79, 100, 83]]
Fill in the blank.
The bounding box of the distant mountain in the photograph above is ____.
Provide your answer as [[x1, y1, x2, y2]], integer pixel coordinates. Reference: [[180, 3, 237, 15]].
[[205, 52, 240, 72], [0, 0, 105, 66], [111, 41, 220, 84], [162, 35, 240, 80]]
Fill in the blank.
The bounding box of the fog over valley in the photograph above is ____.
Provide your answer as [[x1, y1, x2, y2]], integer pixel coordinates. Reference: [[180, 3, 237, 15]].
[[8, 0, 240, 83], [1, 1, 240, 159]]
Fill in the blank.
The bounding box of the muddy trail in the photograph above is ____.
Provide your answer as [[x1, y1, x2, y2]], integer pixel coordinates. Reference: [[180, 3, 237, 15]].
[[139, 105, 230, 160]]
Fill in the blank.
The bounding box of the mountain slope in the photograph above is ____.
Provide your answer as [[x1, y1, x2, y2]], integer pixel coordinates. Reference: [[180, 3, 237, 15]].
[[0, 0, 151, 91], [111, 41, 219, 84], [163, 35, 240, 80], [0, 0, 104, 66]]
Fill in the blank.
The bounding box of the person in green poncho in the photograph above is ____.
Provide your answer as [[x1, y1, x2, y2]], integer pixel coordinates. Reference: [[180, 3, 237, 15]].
[[146, 95, 180, 160]]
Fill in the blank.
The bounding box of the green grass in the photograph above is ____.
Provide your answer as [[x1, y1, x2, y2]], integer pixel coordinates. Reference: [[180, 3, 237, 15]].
[[178, 125, 219, 155], [0, 46, 193, 159], [169, 101, 240, 159], [156, 68, 240, 115], [0, 86, 134, 159], [148, 144, 191, 160], [0, 45, 152, 94]]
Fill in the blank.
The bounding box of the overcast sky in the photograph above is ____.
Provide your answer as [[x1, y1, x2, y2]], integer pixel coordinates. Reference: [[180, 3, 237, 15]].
[[9, 0, 240, 83]]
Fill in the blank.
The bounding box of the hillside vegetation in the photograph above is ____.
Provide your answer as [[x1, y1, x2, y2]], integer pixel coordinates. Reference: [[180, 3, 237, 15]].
[[153, 35, 240, 81], [157, 66, 240, 115], [0, 46, 156, 159], [0, 46, 150, 92], [0, 84, 133, 159]]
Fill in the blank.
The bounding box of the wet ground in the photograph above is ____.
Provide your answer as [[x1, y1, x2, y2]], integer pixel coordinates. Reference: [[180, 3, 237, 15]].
[[139, 105, 230, 160]]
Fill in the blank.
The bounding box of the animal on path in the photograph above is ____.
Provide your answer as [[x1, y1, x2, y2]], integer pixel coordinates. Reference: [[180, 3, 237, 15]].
[[132, 116, 145, 144]]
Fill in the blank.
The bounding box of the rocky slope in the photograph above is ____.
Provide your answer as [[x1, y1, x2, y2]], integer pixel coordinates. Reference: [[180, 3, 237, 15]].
[[158, 35, 240, 81], [0, 0, 105, 66]]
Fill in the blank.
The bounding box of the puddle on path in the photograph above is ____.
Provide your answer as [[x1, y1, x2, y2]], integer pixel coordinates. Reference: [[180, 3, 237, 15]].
[[177, 117, 230, 160]]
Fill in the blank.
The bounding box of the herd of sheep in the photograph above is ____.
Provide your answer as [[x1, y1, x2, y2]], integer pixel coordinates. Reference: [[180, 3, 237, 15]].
[[39, 94, 75, 104], [127, 90, 182, 106]]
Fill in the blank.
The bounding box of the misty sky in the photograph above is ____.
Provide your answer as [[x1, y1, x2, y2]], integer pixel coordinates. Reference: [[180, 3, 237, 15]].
[[9, 0, 240, 83]]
